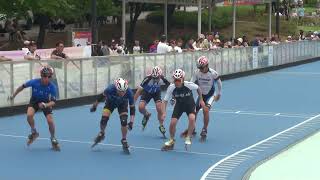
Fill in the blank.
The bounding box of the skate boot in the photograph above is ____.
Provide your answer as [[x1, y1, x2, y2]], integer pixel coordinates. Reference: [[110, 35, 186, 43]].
[[159, 125, 166, 138], [142, 112, 151, 131], [161, 138, 175, 151], [27, 131, 39, 146], [200, 128, 207, 142], [91, 132, 105, 148], [121, 138, 130, 154], [185, 136, 192, 151], [51, 137, 61, 151]]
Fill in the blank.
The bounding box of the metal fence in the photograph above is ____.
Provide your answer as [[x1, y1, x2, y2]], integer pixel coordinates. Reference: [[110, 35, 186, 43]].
[[0, 40, 319, 107]]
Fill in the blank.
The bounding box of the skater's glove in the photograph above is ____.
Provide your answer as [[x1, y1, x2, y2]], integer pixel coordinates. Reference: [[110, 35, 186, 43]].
[[127, 122, 133, 131], [90, 105, 97, 112], [170, 98, 176, 106], [7, 95, 14, 101]]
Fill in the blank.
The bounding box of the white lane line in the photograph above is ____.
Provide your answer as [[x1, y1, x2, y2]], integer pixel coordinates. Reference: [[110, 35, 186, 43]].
[[147, 107, 313, 118], [200, 113, 320, 180], [0, 133, 227, 157], [84, 104, 315, 118], [270, 72, 320, 76]]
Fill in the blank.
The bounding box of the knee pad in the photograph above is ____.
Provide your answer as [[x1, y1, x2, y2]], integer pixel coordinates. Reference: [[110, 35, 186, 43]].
[[120, 114, 128, 127], [100, 116, 109, 127]]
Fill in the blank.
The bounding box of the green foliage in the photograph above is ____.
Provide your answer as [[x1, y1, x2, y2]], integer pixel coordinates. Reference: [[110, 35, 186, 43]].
[[146, 10, 232, 29], [146, 5, 268, 30], [0, 0, 119, 22]]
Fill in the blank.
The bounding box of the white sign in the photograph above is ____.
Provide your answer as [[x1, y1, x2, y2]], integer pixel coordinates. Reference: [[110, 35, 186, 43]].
[[252, 47, 258, 69], [268, 46, 273, 66]]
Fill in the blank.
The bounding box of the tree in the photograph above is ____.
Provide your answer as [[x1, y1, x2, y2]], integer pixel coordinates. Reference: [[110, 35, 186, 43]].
[[0, 0, 118, 48], [127, 2, 146, 51]]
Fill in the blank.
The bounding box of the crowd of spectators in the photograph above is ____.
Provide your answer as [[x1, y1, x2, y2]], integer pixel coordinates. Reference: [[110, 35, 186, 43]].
[[1, 29, 319, 62], [90, 30, 320, 57]]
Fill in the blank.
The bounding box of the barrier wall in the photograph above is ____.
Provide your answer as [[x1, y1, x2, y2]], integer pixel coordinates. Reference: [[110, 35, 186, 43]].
[[0, 41, 319, 107]]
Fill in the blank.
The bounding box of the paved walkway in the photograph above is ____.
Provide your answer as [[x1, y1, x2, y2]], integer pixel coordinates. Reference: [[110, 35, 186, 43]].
[[249, 130, 320, 180]]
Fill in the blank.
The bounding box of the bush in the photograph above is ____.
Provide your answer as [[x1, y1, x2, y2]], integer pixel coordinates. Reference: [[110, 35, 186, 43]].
[[146, 9, 232, 30]]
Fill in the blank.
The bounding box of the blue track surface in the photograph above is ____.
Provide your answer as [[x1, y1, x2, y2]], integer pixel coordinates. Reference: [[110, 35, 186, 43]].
[[1, 60, 320, 180]]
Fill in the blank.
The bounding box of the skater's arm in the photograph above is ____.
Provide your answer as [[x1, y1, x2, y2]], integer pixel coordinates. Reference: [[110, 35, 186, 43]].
[[215, 78, 222, 101], [160, 76, 171, 88], [197, 87, 206, 109], [12, 85, 25, 99], [90, 93, 105, 112], [39, 101, 55, 109], [134, 87, 143, 102]]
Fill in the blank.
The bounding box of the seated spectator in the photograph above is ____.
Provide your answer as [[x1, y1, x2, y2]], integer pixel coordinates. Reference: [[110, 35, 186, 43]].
[[0, 56, 12, 61], [24, 41, 41, 61], [133, 40, 142, 54], [51, 41, 69, 59], [149, 39, 159, 53]]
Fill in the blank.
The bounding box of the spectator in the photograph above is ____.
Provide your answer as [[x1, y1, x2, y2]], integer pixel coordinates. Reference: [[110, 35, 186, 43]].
[[109, 39, 119, 55], [168, 39, 176, 52], [297, 5, 305, 20], [212, 39, 221, 49], [192, 34, 205, 50], [185, 39, 195, 51], [118, 37, 128, 54], [0, 56, 12, 61], [133, 40, 142, 54], [261, 37, 269, 45], [51, 17, 65, 31], [156, 35, 170, 54], [174, 39, 183, 53], [149, 39, 159, 53], [270, 37, 279, 45], [242, 36, 249, 47], [24, 41, 41, 61], [234, 38, 243, 48], [51, 41, 69, 59], [286, 36, 293, 42], [100, 41, 110, 55], [22, 40, 30, 53], [299, 30, 305, 40], [224, 41, 232, 48], [252, 35, 261, 46]]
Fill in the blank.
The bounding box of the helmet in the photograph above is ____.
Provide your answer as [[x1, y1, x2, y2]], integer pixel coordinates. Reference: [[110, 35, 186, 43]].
[[40, 66, 54, 78], [173, 69, 185, 79], [151, 66, 162, 78], [114, 78, 128, 92], [197, 56, 208, 68]]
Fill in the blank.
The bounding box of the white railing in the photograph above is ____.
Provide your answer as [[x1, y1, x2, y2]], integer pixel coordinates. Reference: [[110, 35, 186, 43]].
[[0, 40, 319, 107]]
